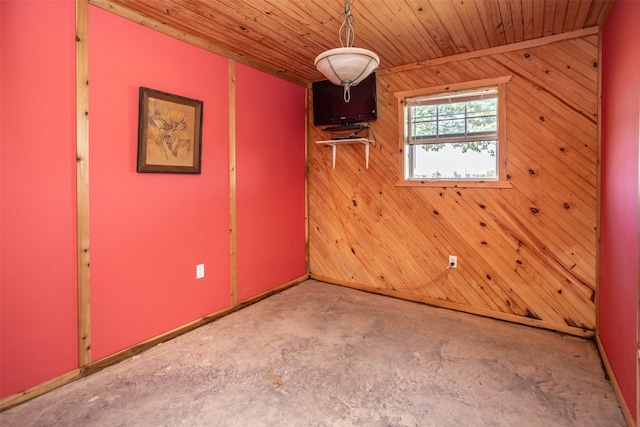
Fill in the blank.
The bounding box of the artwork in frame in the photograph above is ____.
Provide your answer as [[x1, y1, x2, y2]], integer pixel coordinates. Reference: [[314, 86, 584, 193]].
[[137, 87, 203, 174]]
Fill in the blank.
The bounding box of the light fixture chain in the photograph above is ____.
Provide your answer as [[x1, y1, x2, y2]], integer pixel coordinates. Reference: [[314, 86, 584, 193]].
[[338, 0, 355, 47]]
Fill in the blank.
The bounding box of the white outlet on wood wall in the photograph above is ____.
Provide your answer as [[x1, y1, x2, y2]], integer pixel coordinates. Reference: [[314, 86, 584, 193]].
[[449, 255, 457, 268]]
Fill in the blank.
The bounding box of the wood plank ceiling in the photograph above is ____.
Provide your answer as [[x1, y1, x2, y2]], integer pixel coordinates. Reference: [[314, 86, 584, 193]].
[[99, 0, 615, 85]]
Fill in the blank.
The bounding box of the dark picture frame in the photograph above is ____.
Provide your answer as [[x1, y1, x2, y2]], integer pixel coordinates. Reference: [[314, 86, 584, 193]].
[[137, 87, 203, 174]]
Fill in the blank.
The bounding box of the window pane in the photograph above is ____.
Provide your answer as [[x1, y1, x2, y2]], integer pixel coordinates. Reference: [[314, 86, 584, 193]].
[[467, 117, 497, 133], [438, 119, 465, 136], [438, 102, 465, 119], [466, 99, 496, 117], [413, 121, 437, 137], [412, 141, 497, 179], [404, 85, 502, 183], [413, 105, 437, 120]]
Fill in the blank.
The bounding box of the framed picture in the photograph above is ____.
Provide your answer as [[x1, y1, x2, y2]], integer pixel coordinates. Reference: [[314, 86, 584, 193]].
[[137, 87, 203, 174]]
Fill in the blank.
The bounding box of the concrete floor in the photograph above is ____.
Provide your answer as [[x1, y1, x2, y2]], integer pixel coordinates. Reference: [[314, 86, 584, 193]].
[[0, 280, 626, 426]]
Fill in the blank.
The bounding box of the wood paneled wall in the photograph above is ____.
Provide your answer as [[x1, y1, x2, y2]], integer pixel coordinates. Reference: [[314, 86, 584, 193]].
[[308, 34, 598, 337]]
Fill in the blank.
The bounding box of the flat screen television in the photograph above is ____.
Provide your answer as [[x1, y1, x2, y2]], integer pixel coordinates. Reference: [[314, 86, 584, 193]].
[[312, 73, 377, 127]]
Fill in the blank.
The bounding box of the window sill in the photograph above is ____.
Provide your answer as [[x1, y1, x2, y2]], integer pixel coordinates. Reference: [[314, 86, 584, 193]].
[[395, 179, 513, 189]]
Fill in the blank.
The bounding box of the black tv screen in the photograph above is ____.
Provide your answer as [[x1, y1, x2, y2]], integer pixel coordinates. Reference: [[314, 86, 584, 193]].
[[312, 73, 377, 127]]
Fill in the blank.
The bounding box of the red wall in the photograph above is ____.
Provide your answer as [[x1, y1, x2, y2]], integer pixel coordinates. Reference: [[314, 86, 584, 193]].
[[0, 3, 306, 398], [600, 0, 640, 419], [0, 1, 78, 396], [88, 6, 232, 360], [236, 64, 307, 302]]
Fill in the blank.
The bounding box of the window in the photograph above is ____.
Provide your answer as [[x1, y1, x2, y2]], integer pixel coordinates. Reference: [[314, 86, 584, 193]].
[[396, 76, 511, 188]]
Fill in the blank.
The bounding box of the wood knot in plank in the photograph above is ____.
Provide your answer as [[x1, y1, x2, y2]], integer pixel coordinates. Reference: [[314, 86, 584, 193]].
[[530, 207, 539, 214], [524, 309, 541, 320], [563, 202, 570, 209]]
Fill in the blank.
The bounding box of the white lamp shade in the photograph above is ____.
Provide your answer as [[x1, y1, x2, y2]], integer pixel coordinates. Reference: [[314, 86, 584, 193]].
[[314, 47, 379, 86]]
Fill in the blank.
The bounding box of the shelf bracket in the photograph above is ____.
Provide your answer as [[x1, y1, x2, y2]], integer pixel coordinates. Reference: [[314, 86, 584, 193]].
[[316, 138, 370, 169]]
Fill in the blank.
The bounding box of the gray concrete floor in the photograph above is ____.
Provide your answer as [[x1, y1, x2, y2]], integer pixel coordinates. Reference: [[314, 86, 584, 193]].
[[0, 280, 626, 426]]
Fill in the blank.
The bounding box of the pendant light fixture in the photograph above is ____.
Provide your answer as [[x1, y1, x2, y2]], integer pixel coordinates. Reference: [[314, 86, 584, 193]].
[[314, 0, 379, 102]]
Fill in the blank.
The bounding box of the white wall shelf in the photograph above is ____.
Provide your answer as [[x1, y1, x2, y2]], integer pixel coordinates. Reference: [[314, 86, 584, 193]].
[[316, 138, 370, 169]]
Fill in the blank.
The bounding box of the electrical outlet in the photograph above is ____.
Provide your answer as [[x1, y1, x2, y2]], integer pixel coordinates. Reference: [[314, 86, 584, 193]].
[[196, 264, 205, 279], [449, 255, 457, 269]]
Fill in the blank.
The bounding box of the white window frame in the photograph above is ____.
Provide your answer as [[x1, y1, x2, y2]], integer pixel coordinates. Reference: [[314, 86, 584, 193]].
[[396, 76, 512, 188]]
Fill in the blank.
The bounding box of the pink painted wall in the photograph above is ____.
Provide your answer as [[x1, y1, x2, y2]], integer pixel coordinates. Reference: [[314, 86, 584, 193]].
[[0, 1, 78, 397], [0, 3, 306, 398], [236, 65, 307, 302], [88, 6, 232, 360], [600, 0, 640, 419]]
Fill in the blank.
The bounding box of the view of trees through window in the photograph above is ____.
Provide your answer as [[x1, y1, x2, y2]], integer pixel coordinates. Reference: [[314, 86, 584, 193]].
[[412, 141, 497, 179], [408, 91, 498, 180]]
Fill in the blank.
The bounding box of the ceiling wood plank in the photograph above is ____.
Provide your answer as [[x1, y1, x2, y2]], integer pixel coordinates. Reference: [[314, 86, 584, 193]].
[[378, 27, 599, 76], [99, 0, 613, 84], [553, 0, 571, 35], [429, 0, 477, 53], [497, 0, 517, 44], [474, 0, 507, 47], [451, 0, 492, 50]]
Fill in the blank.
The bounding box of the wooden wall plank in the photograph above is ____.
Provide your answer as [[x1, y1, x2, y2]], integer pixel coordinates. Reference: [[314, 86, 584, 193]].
[[229, 60, 238, 306], [308, 33, 599, 335], [76, 0, 92, 367]]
